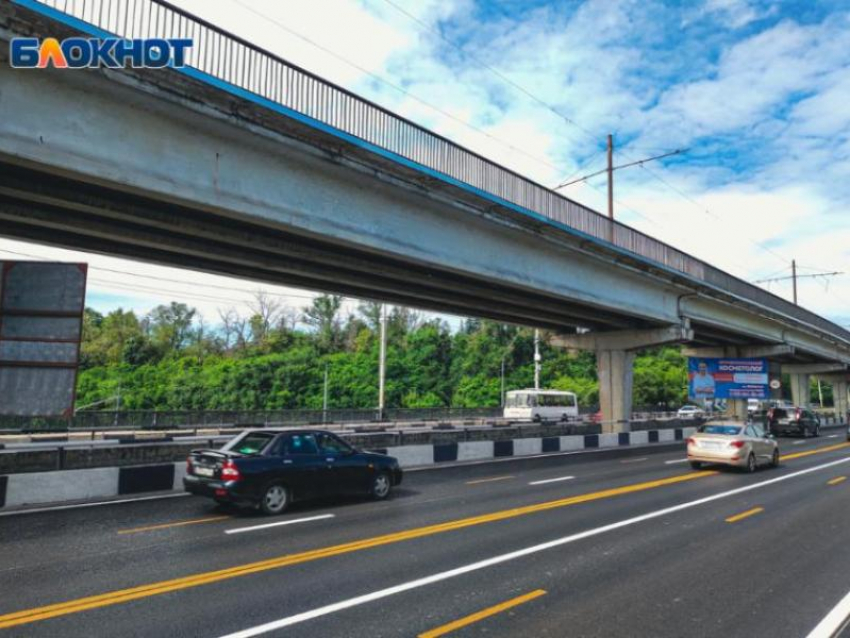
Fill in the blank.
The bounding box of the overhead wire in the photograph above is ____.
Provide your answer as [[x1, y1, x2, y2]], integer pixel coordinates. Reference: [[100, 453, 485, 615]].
[[224, 0, 570, 176]]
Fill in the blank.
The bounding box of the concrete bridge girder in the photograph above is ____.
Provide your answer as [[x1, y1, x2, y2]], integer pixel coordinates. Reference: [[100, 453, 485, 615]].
[[0, 59, 686, 332]]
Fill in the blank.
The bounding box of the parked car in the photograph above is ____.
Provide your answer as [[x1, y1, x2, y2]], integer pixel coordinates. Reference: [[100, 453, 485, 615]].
[[687, 422, 779, 472], [766, 406, 821, 438], [677, 405, 705, 419], [184, 429, 403, 515]]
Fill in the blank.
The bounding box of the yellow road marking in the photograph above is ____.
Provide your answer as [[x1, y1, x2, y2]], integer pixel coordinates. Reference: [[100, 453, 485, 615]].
[[117, 516, 231, 535], [418, 589, 547, 638], [725, 507, 764, 523], [2, 439, 847, 630], [828, 476, 847, 486], [0, 471, 714, 629], [781, 442, 850, 461], [466, 475, 515, 485]]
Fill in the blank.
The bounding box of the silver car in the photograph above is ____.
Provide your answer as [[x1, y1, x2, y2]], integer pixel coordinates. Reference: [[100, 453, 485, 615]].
[[687, 422, 779, 472]]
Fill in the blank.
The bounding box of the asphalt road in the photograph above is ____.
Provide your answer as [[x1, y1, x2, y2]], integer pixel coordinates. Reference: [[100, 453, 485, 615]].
[[1, 431, 849, 638]]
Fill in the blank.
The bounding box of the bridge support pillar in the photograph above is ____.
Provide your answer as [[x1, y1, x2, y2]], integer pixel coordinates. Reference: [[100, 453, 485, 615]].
[[551, 322, 694, 434], [788, 373, 811, 408], [833, 379, 849, 421], [597, 350, 635, 434]]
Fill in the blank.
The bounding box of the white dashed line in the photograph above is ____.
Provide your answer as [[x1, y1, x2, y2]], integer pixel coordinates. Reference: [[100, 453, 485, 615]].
[[528, 476, 575, 486], [225, 514, 335, 535]]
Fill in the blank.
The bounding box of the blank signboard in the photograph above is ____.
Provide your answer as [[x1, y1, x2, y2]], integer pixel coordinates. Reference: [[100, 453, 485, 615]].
[[0, 262, 87, 416]]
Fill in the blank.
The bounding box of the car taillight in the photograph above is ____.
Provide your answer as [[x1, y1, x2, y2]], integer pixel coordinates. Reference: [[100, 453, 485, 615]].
[[795, 408, 802, 421], [186, 456, 193, 474], [686, 437, 696, 445], [767, 408, 774, 420], [730, 440, 745, 448], [221, 459, 241, 481]]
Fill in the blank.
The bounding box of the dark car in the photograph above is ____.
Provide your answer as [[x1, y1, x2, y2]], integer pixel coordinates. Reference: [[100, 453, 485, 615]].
[[766, 406, 821, 438], [184, 429, 403, 515]]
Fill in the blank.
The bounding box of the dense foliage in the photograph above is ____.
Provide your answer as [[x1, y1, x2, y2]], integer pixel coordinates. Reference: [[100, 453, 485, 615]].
[[76, 296, 691, 411]]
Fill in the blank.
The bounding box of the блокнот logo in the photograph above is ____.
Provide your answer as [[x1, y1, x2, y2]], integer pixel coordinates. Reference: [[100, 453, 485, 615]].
[[10, 37, 192, 68]]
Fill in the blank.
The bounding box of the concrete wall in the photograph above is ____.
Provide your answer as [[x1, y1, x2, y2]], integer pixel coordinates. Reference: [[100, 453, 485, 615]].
[[0, 427, 710, 509]]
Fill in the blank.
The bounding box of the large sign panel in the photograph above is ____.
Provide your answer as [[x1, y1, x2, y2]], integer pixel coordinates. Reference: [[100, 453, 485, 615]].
[[0, 262, 87, 416], [688, 357, 769, 401]]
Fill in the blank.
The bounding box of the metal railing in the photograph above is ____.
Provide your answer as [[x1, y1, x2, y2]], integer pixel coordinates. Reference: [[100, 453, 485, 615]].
[[0, 407, 506, 432], [18, 0, 850, 344]]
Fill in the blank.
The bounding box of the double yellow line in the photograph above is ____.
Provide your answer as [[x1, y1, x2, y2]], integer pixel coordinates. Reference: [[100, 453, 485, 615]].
[[1, 441, 848, 630]]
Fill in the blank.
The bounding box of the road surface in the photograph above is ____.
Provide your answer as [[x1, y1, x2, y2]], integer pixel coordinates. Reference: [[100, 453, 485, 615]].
[[1, 432, 849, 637]]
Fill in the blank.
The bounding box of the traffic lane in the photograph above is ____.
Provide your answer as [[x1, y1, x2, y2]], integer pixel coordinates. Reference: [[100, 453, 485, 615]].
[[0, 441, 701, 575], [0, 451, 718, 614], [225, 449, 850, 638], [1, 439, 845, 618], [7, 446, 848, 637]]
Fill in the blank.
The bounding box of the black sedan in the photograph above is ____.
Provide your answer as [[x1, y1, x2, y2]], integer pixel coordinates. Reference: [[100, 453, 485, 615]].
[[184, 429, 402, 515]]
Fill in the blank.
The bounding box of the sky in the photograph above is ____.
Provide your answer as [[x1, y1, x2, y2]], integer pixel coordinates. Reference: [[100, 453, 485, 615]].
[[3, 0, 849, 328]]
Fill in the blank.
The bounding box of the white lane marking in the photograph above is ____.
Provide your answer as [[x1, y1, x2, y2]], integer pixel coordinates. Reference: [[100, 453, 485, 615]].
[[620, 457, 648, 464], [665, 459, 689, 465], [805, 587, 850, 638], [794, 440, 808, 445], [827, 435, 839, 439], [218, 456, 850, 638], [528, 476, 575, 486], [225, 514, 335, 535], [0, 493, 189, 518]]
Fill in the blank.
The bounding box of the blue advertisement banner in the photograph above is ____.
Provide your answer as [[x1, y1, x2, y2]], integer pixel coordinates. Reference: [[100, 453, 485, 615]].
[[688, 357, 768, 400]]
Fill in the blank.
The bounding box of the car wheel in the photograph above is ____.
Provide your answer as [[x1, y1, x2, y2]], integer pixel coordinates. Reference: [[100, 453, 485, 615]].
[[771, 449, 780, 468], [813, 424, 820, 437], [259, 482, 289, 516], [689, 461, 702, 470], [370, 471, 392, 500], [746, 453, 757, 473]]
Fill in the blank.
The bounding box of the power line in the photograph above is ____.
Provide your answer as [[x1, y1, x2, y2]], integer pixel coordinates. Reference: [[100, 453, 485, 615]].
[[0, 246, 318, 301], [370, 0, 800, 273], [224, 0, 568, 176], [376, 0, 601, 146], [554, 148, 687, 190]]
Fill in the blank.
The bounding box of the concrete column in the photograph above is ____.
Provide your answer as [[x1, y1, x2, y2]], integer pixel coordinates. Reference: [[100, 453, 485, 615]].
[[831, 379, 848, 421], [597, 349, 635, 434], [789, 373, 810, 407], [728, 399, 748, 422]]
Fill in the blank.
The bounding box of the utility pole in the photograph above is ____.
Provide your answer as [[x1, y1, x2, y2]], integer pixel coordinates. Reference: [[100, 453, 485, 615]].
[[500, 357, 506, 407], [378, 304, 387, 420], [534, 329, 541, 390], [792, 259, 798, 305], [753, 261, 841, 306], [606, 134, 614, 221], [322, 363, 329, 424]]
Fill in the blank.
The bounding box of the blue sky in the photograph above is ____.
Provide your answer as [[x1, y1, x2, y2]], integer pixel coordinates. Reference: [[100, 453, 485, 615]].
[[3, 0, 848, 326]]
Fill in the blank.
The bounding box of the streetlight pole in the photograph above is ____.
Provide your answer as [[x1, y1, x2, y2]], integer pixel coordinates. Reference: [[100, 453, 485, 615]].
[[378, 304, 387, 420], [534, 329, 541, 390], [323, 363, 329, 424]]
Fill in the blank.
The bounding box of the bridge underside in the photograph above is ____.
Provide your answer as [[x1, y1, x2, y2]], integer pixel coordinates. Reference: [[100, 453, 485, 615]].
[[0, 159, 658, 334]]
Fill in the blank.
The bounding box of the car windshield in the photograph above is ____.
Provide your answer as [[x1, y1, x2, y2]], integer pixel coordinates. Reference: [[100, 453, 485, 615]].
[[222, 432, 275, 455], [699, 425, 742, 436]]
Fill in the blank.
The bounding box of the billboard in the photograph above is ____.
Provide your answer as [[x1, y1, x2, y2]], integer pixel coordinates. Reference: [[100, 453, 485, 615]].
[[688, 357, 769, 400], [0, 262, 87, 417]]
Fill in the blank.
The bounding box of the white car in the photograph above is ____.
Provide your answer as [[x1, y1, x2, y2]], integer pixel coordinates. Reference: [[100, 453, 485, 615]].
[[677, 405, 705, 419], [687, 422, 779, 472]]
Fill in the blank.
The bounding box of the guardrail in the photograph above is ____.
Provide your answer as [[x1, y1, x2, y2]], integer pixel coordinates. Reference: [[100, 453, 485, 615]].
[[16, 0, 850, 345], [0, 406, 690, 433]]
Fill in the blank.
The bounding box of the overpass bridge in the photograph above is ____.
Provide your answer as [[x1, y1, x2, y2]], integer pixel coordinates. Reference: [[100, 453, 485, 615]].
[[0, 0, 848, 429]]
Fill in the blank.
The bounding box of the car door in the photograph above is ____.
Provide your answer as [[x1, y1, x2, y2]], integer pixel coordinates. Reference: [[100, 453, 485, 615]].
[[275, 433, 330, 500], [315, 432, 369, 495], [749, 423, 771, 461]]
